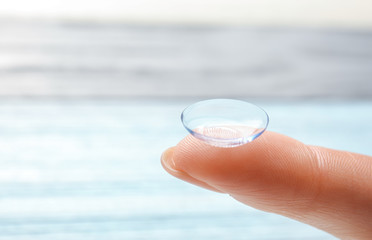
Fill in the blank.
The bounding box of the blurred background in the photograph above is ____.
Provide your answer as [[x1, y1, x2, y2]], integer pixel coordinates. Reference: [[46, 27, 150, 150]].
[[0, 0, 371, 239]]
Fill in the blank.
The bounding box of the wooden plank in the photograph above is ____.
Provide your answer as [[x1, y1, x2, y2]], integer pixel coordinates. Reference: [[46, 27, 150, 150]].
[[0, 20, 371, 98], [1, 100, 371, 239]]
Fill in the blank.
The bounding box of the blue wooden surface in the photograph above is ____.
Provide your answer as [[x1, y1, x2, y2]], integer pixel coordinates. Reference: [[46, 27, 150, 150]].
[[0, 99, 371, 239], [0, 18, 371, 239]]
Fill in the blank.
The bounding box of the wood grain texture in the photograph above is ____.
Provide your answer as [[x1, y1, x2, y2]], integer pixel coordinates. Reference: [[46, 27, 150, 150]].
[[0, 100, 371, 239], [0, 19, 371, 99], [0, 19, 370, 239]]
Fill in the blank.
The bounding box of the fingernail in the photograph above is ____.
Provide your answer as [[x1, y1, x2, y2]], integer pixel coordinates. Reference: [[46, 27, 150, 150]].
[[161, 146, 223, 193], [161, 147, 178, 172]]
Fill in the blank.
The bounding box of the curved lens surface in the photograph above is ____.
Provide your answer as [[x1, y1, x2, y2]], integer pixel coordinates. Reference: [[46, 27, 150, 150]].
[[181, 99, 269, 148]]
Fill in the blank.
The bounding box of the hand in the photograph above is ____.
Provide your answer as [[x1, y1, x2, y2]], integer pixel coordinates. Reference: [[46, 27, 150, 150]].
[[161, 131, 372, 240]]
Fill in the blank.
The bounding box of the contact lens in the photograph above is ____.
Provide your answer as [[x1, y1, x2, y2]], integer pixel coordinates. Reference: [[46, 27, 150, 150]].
[[181, 99, 269, 148]]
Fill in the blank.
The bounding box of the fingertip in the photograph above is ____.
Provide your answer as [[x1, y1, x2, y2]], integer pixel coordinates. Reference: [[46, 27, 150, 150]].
[[170, 131, 319, 198], [162, 132, 372, 238], [161, 146, 223, 193], [171, 132, 273, 189], [161, 147, 177, 172]]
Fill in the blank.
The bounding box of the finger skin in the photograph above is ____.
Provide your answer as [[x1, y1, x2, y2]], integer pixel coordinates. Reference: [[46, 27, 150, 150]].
[[161, 147, 223, 193], [161, 131, 372, 240]]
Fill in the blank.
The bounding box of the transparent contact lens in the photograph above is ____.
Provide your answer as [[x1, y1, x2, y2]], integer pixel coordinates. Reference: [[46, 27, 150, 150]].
[[181, 99, 269, 148]]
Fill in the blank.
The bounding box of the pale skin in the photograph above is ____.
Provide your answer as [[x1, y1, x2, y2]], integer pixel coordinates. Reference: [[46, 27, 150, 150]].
[[161, 131, 372, 240]]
